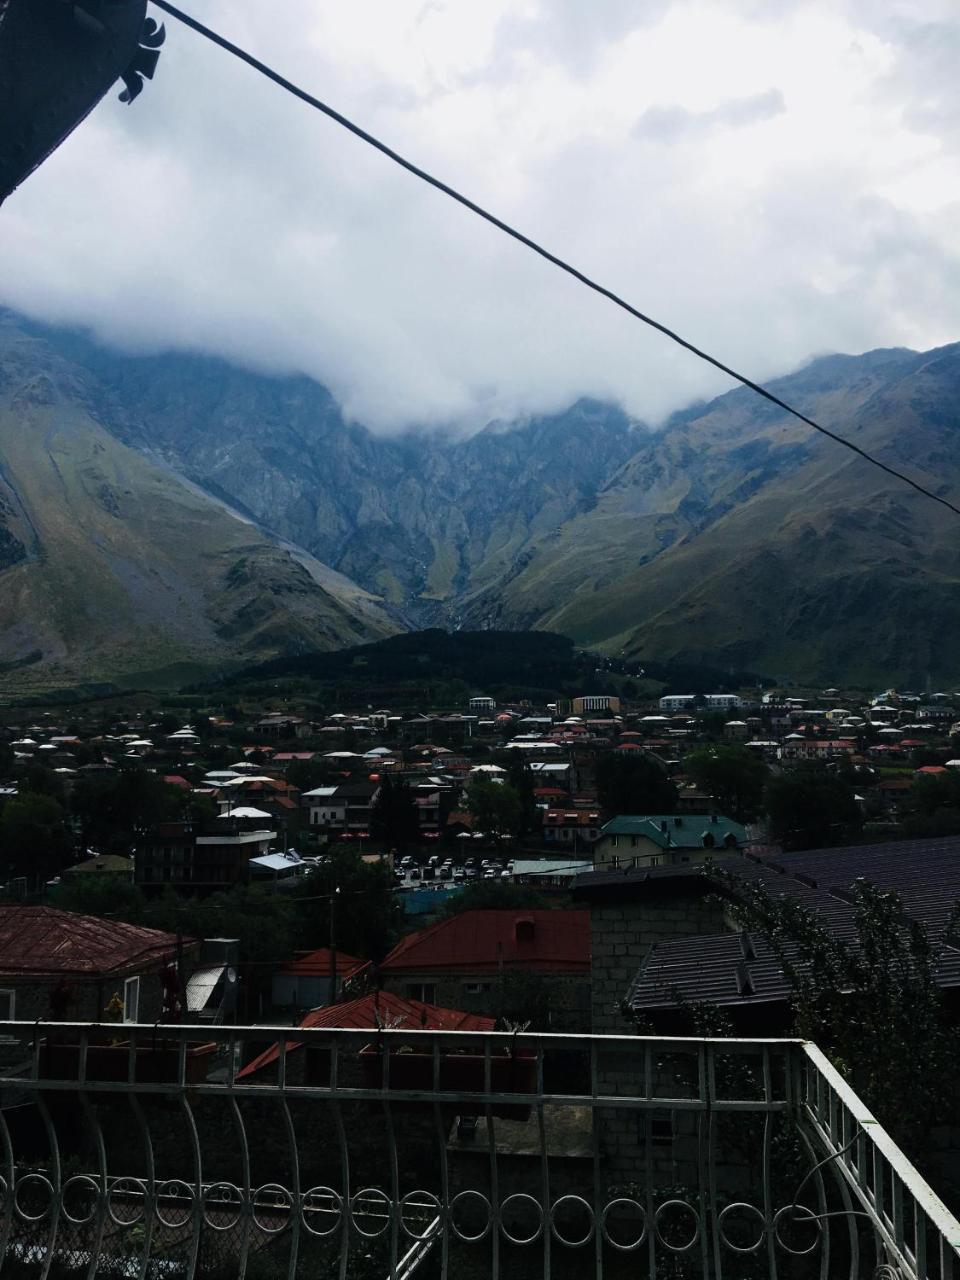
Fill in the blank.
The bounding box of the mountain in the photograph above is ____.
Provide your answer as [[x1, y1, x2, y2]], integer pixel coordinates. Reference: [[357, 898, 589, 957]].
[[17, 320, 639, 618], [0, 315, 397, 693], [469, 346, 960, 685], [5, 310, 960, 687]]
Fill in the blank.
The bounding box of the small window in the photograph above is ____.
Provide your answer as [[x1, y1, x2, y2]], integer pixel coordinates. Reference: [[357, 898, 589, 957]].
[[610, 855, 620, 869], [463, 982, 491, 996], [0, 989, 15, 1039], [650, 1116, 675, 1147], [123, 976, 140, 1024]]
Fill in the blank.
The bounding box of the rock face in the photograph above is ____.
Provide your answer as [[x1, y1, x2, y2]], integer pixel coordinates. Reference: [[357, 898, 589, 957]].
[[5, 309, 960, 687], [0, 315, 397, 691]]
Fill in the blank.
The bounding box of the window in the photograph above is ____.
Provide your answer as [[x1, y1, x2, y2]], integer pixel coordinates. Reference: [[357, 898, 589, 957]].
[[406, 983, 436, 1004], [123, 976, 140, 1024], [610, 855, 620, 869], [463, 982, 491, 996], [0, 989, 14, 1039]]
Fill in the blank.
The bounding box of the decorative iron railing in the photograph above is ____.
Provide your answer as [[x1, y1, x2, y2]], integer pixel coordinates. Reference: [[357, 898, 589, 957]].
[[0, 1022, 956, 1279]]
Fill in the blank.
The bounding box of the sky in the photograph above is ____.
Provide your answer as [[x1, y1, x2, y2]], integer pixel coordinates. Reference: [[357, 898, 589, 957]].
[[1, 0, 959, 432]]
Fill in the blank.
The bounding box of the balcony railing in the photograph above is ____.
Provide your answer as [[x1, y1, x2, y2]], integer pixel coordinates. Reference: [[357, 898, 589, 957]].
[[0, 1021, 956, 1280]]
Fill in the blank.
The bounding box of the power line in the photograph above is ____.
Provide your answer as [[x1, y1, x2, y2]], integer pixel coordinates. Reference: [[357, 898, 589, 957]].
[[150, 0, 960, 520]]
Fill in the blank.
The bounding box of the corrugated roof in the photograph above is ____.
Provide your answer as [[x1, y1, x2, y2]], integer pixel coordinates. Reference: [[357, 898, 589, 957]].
[[628, 836, 960, 1012], [237, 991, 495, 1078], [380, 910, 590, 974], [0, 906, 183, 979]]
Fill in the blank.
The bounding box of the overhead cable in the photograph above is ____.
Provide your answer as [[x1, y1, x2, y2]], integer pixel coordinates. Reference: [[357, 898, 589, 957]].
[[150, 0, 960, 519]]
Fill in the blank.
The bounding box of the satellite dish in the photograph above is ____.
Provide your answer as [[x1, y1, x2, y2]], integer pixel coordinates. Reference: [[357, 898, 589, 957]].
[[0, 0, 164, 206]]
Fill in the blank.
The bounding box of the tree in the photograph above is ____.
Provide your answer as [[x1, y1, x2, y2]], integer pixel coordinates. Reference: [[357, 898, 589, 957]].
[[595, 754, 677, 817], [764, 767, 862, 850], [369, 775, 420, 851], [437, 880, 555, 918], [683, 746, 769, 821], [53, 873, 147, 921], [723, 874, 960, 1166], [285, 758, 337, 794], [465, 778, 524, 841], [0, 791, 73, 882], [72, 768, 184, 853]]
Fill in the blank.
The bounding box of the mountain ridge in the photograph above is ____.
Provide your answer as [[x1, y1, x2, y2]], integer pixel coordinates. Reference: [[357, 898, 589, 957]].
[[3, 309, 959, 686]]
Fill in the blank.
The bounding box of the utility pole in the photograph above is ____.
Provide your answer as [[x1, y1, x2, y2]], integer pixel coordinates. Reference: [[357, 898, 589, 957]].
[[328, 883, 341, 1005]]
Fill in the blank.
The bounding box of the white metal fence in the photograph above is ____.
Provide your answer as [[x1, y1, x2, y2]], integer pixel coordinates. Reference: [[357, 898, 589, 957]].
[[0, 1021, 955, 1280]]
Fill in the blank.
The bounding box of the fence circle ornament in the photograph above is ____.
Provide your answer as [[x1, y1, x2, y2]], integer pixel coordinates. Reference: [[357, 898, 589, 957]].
[[252, 1183, 293, 1235], [549, 1194, 595, 1248], [301, 1187, 342, 1239], [399, 1190, 442, 1242], [499, 1193, 544, 1246], [449, 1190, 493, 1243], [60, 1175, 102, 1227], [14, 1173, 54, 1223], [717, 1201, 767, 1253], [773, 1204, 823, 1255], [107, 1176, 146, 1227], [202, 1182, 244, 1232], [600, 1198, 647, 1252], [654, 1199, 701, 1253], [155, 1180, 195, 1230], [349, 1187, 392, 1240]]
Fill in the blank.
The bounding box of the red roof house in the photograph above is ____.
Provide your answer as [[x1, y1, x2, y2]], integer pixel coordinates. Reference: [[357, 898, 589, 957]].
[[381, 910, 590, 977], [271, 946, 371, 1008], [378, 910, 591, 1030], [238, 990, 495, 1079], [0, 906, 197, 1024]]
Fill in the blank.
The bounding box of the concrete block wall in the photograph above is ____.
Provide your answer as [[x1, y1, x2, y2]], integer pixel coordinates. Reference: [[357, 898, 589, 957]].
[[590, 895, 729, 1034]]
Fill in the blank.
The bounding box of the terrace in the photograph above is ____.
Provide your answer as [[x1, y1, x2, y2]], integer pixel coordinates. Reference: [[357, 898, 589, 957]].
[[0, 1022, 957, 1280]]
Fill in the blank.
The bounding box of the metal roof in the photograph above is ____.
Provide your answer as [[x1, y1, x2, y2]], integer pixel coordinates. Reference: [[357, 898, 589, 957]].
[[0, 906, 183, 979], [381, 910, 590, 974], [599, 814, 746, 848], [628, 836, 960, 1012]]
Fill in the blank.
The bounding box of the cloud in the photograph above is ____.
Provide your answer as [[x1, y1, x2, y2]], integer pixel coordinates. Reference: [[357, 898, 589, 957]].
[[633, 88, 785, 141], [0, 0, 958, 433]]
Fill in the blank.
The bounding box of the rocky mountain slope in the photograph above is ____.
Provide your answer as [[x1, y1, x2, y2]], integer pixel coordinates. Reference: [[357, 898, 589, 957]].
[[465, 347, 960, 684], [0, 316, 397, 691], [6, 310, 960, 687]]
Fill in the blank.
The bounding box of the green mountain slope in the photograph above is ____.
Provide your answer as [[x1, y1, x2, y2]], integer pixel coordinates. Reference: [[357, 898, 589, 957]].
[[471, 347, 960, 685], [7, 310, 960, 686], [0, 319, 397, 691]]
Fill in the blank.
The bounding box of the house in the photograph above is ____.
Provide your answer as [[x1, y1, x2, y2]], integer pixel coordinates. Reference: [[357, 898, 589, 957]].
[[0, 906, 197, 1026], [62, 854, 134, 883], [571, 695, 621, 715], [271, 947, 370, 1010], [379, 909, 591, 1030], [575, 834, 960, 1036], [135, 821, 277, 891], [541, 808, 601, 847], [237, 990, 495, 1081], [302, 779, 381, 834], [302, 785, 346, 829], [512, 858, 593, 887], [592, 813, 746, 869]]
